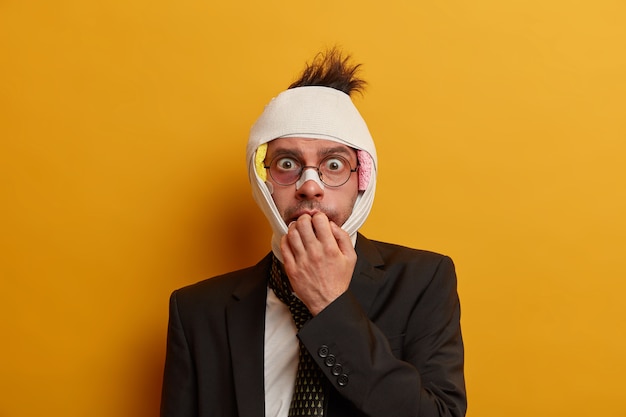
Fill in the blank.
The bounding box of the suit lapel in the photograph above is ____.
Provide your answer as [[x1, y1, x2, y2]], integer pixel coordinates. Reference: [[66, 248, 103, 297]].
[[349, 234, 386, 316], [226, 254, 271, 417]]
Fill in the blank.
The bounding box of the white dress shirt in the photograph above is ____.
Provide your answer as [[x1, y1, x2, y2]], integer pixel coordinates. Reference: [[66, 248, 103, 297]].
[[264, 287, 299, 417]]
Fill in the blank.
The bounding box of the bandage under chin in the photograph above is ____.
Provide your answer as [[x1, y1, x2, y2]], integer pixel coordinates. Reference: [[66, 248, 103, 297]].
[[295, 168, 325, 190]]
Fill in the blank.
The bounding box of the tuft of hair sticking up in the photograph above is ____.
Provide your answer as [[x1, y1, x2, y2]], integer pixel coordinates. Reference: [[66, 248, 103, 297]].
[[288, 48, 367, 97]]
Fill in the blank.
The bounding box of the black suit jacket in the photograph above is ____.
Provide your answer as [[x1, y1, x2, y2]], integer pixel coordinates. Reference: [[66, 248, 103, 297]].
[[161, 234, 466, 417]]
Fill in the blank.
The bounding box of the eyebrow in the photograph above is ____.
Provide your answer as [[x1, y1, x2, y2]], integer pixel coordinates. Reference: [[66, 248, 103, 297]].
[[269, 145, 356, 161], [318, 146, 356, 159], [267, 148, 303, 162]]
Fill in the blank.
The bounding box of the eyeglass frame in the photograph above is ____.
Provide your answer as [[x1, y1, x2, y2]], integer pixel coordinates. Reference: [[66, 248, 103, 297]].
[[264, 154, 359, 188]]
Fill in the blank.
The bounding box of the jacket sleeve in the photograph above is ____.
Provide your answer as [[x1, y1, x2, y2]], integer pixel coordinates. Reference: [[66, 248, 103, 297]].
[[160, 291, 198, 417], [297, 255, 466, 417]]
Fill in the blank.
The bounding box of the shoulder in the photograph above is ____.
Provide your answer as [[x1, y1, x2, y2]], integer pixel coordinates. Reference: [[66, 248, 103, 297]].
[[171, 253, 272, 309], [357, 234, 454, 271], [354, 235, 460, 318]]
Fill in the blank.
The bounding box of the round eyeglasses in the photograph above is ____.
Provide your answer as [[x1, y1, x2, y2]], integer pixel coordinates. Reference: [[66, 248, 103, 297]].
[[264, 154, 359, 187]]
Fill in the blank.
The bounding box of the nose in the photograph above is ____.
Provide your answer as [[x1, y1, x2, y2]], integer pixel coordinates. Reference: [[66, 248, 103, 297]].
[[295, 168, 325, 200]]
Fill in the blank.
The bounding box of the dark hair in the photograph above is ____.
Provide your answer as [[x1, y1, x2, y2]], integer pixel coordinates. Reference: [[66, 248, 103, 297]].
[[288, 48, 367, 96]]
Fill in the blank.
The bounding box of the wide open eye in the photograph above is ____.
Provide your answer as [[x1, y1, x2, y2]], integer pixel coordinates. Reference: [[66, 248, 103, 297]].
[[275, 157, 300, 172], [322, 156, 347, 173], [268, 156, 302, 185]]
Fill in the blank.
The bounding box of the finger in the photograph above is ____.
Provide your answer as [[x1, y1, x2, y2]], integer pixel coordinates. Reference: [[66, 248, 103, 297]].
[[293, 214, 319, 248], [280, 234, 296, 266], [311, 213, 336, 247], [330, 221, 355, 256], [285, 221, 307, 257]]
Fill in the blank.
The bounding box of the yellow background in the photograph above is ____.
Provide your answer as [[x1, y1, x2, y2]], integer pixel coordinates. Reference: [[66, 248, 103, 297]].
[[1, 0, 625, 416]]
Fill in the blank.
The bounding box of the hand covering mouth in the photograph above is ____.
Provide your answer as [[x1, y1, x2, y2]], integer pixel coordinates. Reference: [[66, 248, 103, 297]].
[[284, 203, 337, 225], [290, 209, 320, 221]]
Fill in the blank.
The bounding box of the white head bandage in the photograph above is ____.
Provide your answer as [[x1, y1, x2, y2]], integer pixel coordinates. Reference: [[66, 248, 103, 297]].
[[246, 86, 378, 261]]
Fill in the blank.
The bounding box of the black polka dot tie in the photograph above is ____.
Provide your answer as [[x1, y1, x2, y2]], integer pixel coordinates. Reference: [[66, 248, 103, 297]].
[[269, 255, 326, 416]]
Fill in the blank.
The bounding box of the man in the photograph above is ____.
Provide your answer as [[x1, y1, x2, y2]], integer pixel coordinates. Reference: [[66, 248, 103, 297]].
[[161, 49, 466, 417]]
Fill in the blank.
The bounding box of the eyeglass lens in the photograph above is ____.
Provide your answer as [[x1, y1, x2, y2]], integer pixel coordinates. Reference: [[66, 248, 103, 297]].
[[268, 155, 355, 187]]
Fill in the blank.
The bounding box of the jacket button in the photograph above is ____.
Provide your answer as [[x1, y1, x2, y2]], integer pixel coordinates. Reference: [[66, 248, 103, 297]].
[[337, 374, 349, 386], [324, 354, 336, 367], [332, 364, 343, 376], [318, 345, 329, 358]]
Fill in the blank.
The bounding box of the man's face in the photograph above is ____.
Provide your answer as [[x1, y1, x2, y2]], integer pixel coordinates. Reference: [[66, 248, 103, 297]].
[[265, 137, 359, 227]]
